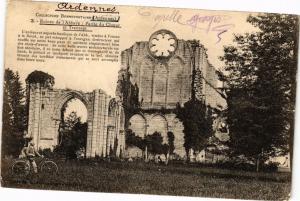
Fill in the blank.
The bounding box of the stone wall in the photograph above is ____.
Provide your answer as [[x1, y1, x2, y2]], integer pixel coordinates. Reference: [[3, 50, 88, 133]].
[[118, 39, 225, 109], [128, 113, 185, 157], [204, 63, 227, 108], [118, 30, 227, 159], [27, 82, 125, 158]]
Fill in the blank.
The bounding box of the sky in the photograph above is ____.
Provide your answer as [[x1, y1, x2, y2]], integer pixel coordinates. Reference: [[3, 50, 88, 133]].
[[64, 98, 88, 122]]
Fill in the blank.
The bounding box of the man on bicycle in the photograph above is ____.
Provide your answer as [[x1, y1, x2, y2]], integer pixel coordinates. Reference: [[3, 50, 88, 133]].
[[22, 141, 43, 173], [19, 134, 31, 158]]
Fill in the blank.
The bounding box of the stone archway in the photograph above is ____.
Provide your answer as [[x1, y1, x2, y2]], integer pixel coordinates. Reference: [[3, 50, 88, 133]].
[[27, 82, 125, 158], [128, 114, 147, 138], [148, 114, 168, 142], [53, 91, 90, 155]]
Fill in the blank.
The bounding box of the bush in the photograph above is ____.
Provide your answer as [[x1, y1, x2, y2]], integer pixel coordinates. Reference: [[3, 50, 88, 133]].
[[214, 160, 279, 172], [262, 162, 279, 172], [215, 160, 256, 171], [39, 148, 53, 158], [40, 145, 84, 160], [39, 147, 65, 159], [125, 129, 145, 149]]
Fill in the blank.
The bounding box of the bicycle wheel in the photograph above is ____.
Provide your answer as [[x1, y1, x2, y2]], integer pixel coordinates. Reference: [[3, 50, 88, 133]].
[[40, 160, 58, 175], [11, 160, 30, 177]]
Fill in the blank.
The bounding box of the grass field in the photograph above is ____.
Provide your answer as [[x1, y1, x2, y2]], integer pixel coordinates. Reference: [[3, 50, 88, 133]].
[[1, 158, 291, 200]]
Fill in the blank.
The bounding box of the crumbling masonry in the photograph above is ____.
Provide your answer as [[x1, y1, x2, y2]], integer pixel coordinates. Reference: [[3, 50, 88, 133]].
[[27, 83, 125, 158]]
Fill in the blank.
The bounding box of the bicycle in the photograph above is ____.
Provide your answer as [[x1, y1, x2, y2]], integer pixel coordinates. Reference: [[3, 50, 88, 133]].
[[11, 157, 58, 178]]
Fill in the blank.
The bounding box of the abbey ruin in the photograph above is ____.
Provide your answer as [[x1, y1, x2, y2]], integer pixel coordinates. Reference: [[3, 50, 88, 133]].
[[27, 30, 226, 158], [116, 30, 226, 157], [27, 82, 125, 158]]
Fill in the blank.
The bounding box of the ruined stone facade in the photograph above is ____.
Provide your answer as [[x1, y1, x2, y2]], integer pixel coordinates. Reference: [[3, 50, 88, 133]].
[[27, 30, 226, 159], [116, 30, 226, 157], [27, 82, 125, 158]]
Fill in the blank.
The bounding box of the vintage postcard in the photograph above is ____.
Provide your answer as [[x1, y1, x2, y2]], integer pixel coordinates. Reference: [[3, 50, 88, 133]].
[[1, 0, 299, 200]]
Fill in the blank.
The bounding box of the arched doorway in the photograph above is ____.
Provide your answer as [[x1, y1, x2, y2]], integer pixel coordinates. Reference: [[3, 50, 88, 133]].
[[26, 73, 123, 158], [56, 92, 89, 159], [128, 114, 147, 138], [148, 114, 168, 142]]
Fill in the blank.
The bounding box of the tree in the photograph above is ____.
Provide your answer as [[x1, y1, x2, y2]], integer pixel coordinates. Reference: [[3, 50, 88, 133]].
[[25, 70, 54, 88], [220, 14, 298, 170], [125, 129, 145, 150], [116, 69, 140, 127], [126, 130, 174, 163], [167, 132, 175, 155], [55, 112, 87, 159], [144, 132, 166, 156], [175, 100, 213, 162], [2, 68, 26, 157], [173, 40, 214, 162]]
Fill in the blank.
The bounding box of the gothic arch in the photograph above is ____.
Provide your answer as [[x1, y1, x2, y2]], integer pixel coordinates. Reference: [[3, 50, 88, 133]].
[[27, 76, 125, 158], [169, 55, 185, 65], [148, 114, 168, 141], [52, 90, 90, 122], [119, 105, 125, 129], [49, 91, 91, 148], [108, 98, 118, 117], [128, 113, 147, 138], [153, 63, 168, 106], [168, 55, 187, 105], [150, 113, 168, 126], [139, 56, 155, 106]]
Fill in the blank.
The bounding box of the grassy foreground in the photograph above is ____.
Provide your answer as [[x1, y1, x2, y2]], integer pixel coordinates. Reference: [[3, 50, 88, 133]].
[[1, 158, 291, 200]]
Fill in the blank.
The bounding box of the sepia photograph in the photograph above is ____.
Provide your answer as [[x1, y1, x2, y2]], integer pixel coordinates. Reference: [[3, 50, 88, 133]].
[[1, 0, 299, 201]]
